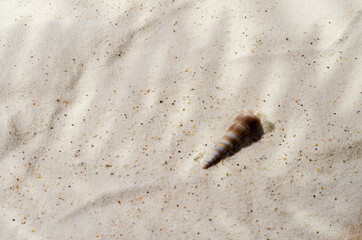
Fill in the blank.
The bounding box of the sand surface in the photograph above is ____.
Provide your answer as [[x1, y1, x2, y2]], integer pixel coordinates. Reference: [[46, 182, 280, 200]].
[[0, 1, 361, 239]]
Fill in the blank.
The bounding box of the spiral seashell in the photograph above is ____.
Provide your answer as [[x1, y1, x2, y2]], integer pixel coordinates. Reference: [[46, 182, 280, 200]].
[[203, 110, 261, 169]]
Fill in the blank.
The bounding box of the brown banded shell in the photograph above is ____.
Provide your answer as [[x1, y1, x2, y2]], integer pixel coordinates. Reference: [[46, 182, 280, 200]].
[[203, 110, 261, 169]]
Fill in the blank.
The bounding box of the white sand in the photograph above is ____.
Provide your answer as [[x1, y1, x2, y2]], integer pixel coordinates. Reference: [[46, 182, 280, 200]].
[[0, 1, 361, 239]]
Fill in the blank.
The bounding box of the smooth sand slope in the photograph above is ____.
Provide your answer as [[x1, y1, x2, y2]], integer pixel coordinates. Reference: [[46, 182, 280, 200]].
[[0, 1, 361, 239]]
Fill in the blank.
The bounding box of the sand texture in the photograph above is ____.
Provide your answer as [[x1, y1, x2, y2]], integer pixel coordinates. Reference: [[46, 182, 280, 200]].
[[0, 1, 361, 239]]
